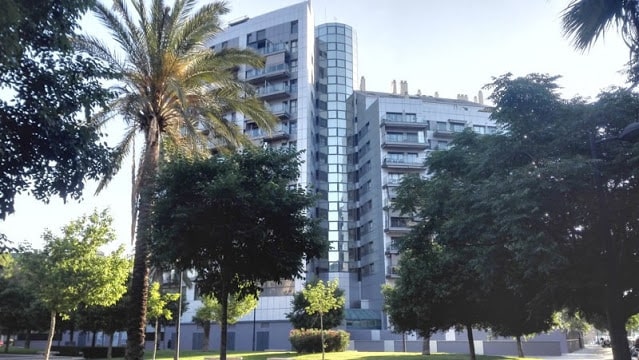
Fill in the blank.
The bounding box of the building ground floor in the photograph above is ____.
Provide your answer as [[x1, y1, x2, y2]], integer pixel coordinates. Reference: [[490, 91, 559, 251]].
[[15, 320, 583, 357]]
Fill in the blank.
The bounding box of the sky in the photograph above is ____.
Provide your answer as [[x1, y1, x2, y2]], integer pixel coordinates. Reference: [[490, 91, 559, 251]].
[[0, 0, 631, 252]]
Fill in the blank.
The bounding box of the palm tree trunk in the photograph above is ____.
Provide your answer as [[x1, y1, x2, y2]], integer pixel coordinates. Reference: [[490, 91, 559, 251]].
[[44, 310, 56, 360], [126, 120, 161, 360]]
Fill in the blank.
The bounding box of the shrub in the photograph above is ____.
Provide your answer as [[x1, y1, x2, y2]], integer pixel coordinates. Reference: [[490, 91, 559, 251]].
[[81, 347, 126, 358], [289, 328, 350, 353], [50, 346, 82, 356]]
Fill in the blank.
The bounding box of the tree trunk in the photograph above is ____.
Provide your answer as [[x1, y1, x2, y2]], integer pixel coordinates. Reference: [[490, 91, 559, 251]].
[[607, 280, 630, 360], [516, 335, 524, 358], [174, 272, 183, 360], [152, 319, 159, 360], [92, 331, 97, 347], [25, 330, 31, 349], [126, 120, 160, 360], [44, 310, 57, 360], [421, 336, 431, 355], [466, 323, 476, 360], [202, 321, 211, 351], [3, 329, 10, 353], [107, 332, 114, 360], [220, 290, 229, 360], [320, 313, 325, 360]]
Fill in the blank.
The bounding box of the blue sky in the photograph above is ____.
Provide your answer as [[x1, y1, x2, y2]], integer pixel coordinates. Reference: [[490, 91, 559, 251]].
[[0, 0, 630, 252]]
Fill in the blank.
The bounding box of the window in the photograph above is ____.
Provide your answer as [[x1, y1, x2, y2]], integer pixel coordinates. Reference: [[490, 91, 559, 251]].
[[290, 40, 298, 53], [450, 122, 465, 133], [290, 59, 297, 73], [487, 126, 497, 134], [289, 99, 297, 115], [388, 172, 404, 185], [390, 217, 409, 227], [473, 125, 486, 134], [256, 29, 266, 41], [291, 20, 298, 34], [437, 140, 448, 150], [436, 121, 447, 131]]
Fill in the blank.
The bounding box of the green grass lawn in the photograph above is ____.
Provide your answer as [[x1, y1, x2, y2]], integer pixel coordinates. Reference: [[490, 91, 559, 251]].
[[0, 348, 545, 360], [145, 349, 543, 360]]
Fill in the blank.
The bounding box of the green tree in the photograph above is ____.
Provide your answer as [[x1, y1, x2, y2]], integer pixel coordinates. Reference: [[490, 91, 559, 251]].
[[192, 290, 257, 351], [0, 0, 114, 250], [74, 1, 276, 357], [19, 210, 130, 360], [147, 282, 179, 360], [561, 0, 639, 84], [302, 279, 344, 360], [287, 278, 345, 330], [391, 73, 639, 360], [151, 148, 326, 360]]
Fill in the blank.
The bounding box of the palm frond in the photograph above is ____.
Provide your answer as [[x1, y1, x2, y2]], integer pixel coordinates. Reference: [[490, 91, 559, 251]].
[[95, 124, 137, 195], [561, 0, 625, 51]]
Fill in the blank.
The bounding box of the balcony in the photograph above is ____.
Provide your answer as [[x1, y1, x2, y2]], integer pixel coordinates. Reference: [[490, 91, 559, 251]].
[[382, 157, 426, 169], [244, 124, 290, 142], [249, 42, 289, 56], [268, 103, 292, 119], [256, 83, 290, 100], [385, 245, 399, 255], [384, 217, 412, 233], [382, 176, 403, 188], [386, 266, 400, 278], [381, 116, 429, 129], [381, 134, 429, 149], [245, 63, 290, 83]]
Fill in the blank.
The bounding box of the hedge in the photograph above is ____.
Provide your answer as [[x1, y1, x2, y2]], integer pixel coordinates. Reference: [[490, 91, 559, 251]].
[[289, 328, 350, 353]]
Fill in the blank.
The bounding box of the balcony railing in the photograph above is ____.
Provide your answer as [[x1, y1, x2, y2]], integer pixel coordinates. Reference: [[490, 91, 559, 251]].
[[268, 103, 292, 119], [256, 84, 290, 99], [382, 135, 429, 149], [249, 42, 289, 56], [244, 124, 290, 141], [382, 157, 425, 168], [381, 116, 429, 129], [245, 63, 289, 82], [386, 266, 400, 278]]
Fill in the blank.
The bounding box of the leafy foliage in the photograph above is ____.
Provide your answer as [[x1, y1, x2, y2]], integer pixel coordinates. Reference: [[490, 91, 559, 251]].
[[0, 0, 114, 221], [289, 329, 350, 354], [192, 291, 257, 351], [389, 73, 639, 360], [19, 209, 130, 360], [287, 278, 345, 330], [151, 147, 325, 360]]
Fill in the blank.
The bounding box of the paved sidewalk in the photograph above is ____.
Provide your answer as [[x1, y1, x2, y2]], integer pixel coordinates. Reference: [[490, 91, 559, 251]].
[[535, 344, 612, 360]]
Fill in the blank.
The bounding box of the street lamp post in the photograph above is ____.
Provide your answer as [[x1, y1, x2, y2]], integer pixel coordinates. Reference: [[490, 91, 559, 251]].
[[589, 122, 639, 360]]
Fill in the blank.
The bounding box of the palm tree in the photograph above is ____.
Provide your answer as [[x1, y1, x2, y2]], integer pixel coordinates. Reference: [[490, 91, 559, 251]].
[[561, 0, 639, 82], [75, 1, 275, 359]]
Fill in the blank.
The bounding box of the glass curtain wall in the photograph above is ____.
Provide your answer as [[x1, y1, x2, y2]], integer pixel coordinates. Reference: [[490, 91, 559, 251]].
[[315, 23, 355, 275]]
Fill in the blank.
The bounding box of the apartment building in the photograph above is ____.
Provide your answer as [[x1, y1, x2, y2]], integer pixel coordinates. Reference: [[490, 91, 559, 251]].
[[159, 1, 494, 352]]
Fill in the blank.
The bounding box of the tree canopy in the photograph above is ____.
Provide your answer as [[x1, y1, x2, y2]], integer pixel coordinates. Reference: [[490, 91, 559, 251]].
[[0, 0, 114, 221], [388, 73, 639, 360], [192, 290, 257, 351], [20, 209, 130, 360], [151, 147, 326, 360], [287, 278, 345, 330]]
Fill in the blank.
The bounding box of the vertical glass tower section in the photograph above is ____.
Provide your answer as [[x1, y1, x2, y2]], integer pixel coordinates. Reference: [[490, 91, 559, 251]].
[[314, 23, 356, 288]]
